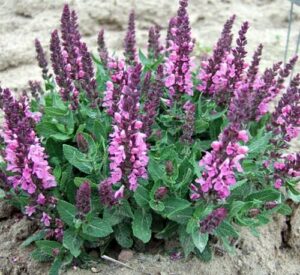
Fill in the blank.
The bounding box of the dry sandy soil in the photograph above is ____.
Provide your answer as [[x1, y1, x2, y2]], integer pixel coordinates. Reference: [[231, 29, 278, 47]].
[[0, 0, 300, 274]]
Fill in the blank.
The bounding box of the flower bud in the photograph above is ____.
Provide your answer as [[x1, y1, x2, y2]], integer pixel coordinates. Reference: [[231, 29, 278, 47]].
[[76, 133, 89, 153]]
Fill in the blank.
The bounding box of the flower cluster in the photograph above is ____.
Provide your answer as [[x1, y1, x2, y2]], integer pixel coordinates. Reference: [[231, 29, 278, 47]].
[[0, 88, 57, 230], [165, 0, 194, 101], [197, 15, 236, 95], [191, 124, 249, 200], [200, 207, 228, 233], [273, 154, 300, 189], [269, 73, 300, 143], [102, 63, 148, 201], [198, 20, 249, 105], [51, 4, 99, 108]]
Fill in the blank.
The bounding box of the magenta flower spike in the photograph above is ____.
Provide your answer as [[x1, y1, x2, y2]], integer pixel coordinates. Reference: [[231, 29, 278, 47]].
[[200, 208, 228, 233], [76, 182, 91, 215], [164, 0, 194, 100], [98, 29, 109, 67], [124, 11, 137, 65]]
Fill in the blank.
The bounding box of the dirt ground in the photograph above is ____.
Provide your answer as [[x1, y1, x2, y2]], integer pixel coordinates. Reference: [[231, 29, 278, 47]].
[[0, 0, 300, 274]]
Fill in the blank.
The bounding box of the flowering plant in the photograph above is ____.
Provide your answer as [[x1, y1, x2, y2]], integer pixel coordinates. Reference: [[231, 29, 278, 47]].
[[0, 1, 299, 274]]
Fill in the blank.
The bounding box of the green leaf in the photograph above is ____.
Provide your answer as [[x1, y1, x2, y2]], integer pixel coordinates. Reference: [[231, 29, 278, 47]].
[[63, 145, 93, 174], [139, 49, 150, 66], [214, 221, 239, 238], [63, 228, 83, 257], [194, 244, 212, 262], [192, 230, 208, 253], [179, 226, 195, 257], [35, 240, 62, 256], [82, 217, 113, 238], [133, 185, 150, 208], [21, 230, 45, 248], [163, 197, 191, 218], [149, 199, 165, 212], [57, 200, 76, 227], [276, 204, 292, 215], [132, 209, 152, 243], [0, 188, 5, 199], [49, 257, 63, 275], [228, 201, 245, 218], [248, 132, 272, 155], [115, 223, 133, 248], [245, 188, 280, 202], [155, 222, 178, 239], [148, 159, 166, 182], [31, 248, 52, 262]]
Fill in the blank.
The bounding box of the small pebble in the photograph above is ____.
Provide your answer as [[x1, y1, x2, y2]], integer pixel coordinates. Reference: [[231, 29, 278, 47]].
[[118, 249, 134, 262]]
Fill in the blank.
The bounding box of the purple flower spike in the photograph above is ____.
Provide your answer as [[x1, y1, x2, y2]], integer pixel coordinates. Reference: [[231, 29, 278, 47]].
[[104, 63, 148, 197], [198, 15, 236, 95], [148, 25, 163, 59], [124, 11, 137, 65], [98, 179, 117, 207], [142, 65, 164, 137], [28, 80, 44, 101], [166, 17, 177, 50], [164, 0, 194, 101], [50, 30, 79, 109], [247, 44, 263, 84], [200, 208, 228, 233], [76, 182, 91, 215], [60, 4, 99, 107], [180, 100, 195, 144], [35, 39, 49, 79], [191, 124, 248, 200], [103, 59, 127, 116], [98, 29, 109, 67]]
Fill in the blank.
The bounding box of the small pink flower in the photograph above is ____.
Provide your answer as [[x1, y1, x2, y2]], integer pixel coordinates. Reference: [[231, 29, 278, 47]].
[[274, 162, 285, 170], [41, 212, 51, 227], [165, 74, 175, 87], [114, 185, 125, 199], [274, 178, 283, 189], [25, 206, 36, 217], [37, 193, 46, 205], [237, 130, 249, 142]]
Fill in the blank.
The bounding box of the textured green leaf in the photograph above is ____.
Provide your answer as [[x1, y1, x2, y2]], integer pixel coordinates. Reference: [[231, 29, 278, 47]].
[[132, 209, 152, 243], [49, 257, 63, 275], [57, 200, 76, 227], [245, 188, 280, 202], [35, 240, 62, 256], [215, 221, 239, 238], [82, 217, 113, 238], [63, 228, 83, 257], [114, 223, 133, 248], [63, 145, 93, 174], [179, 226, 195, 257], [192, 230, 208, 253], [21, 230, 45, 248], [134, 185, 150, 207]]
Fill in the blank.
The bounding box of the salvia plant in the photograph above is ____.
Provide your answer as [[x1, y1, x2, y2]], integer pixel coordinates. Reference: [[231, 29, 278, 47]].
[[0, 1, 299, 274]]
